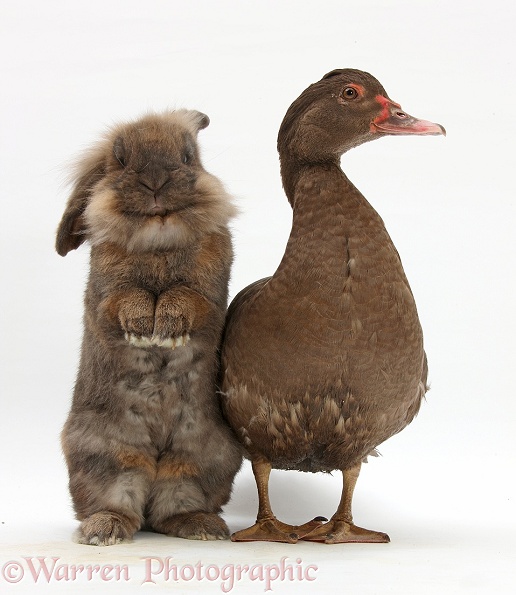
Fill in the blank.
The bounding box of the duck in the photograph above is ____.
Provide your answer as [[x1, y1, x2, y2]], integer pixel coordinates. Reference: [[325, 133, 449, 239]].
[[220, 68, 444, 544]]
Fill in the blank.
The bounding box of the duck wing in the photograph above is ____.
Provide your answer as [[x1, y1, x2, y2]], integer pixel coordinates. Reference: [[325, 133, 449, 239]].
[[224, 277, 271, 332]]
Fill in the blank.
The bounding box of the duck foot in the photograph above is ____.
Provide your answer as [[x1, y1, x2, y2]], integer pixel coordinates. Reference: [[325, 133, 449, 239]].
[[301, 519, 390, 544], [231, 516, 327, 543]]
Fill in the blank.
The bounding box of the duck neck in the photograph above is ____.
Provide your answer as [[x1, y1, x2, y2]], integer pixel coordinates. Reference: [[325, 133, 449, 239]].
[[280, 152, 341, 206], [275, 156, 386, 282]]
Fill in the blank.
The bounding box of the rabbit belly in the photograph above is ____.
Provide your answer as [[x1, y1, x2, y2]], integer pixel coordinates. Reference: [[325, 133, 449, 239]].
[[116, 343, 198, 450]]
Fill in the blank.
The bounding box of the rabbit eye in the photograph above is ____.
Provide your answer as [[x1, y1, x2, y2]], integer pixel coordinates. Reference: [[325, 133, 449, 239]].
[[182, 137, 196, 165]]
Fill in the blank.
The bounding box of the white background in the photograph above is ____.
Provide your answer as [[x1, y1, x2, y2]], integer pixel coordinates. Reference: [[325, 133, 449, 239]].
[[1, 0, 515, 593]]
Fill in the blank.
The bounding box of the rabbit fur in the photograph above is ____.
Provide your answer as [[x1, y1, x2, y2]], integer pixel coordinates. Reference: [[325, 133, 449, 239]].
[[56, 109, 242, 545]]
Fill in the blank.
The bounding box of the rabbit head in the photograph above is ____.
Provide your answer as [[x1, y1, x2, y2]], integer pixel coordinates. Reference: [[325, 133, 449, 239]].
[[56, 110, 236, 255]]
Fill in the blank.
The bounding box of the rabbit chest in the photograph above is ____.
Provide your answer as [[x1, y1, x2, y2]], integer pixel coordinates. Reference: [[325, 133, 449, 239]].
[[82, 243, 227, 454]]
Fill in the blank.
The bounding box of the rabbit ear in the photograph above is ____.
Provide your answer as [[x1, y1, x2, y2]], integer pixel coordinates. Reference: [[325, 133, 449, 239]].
[[186, 110, 210, 134], [193, 111, 210, 132], [166, 109, 210, 137], [55, 157, 105, 256]]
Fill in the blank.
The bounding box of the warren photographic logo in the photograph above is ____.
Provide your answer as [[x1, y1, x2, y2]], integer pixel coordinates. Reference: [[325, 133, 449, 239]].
[[1, 555, 318, 592]]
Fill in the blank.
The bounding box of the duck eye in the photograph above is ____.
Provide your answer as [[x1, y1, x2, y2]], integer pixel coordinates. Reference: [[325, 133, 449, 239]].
[[342, 86, 359, 100]]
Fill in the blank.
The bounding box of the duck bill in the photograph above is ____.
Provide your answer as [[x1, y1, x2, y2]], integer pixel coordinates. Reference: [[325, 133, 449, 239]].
[[371, 95, 446, 136]]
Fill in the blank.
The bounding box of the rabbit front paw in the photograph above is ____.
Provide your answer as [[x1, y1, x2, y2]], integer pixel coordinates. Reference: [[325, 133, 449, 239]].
[[153, 310, 192, 339], [152, 290, 193, 348], [122, 315, 155, 347], [124, 325, 191, 350], [118, 291, 195, 350], [151, 333, 191, 349], [124, 332, 154, 347]]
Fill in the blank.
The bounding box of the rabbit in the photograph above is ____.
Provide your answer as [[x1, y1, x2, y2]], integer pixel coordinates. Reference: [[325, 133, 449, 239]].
[[56, 109, 243, 545]]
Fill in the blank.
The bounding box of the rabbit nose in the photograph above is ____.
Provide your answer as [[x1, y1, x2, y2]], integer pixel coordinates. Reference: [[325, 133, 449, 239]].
[[139, 165, 171, 193], [155, 178, 170, 194], [140, 179, 169, 197], [138, 161, 173, 194]]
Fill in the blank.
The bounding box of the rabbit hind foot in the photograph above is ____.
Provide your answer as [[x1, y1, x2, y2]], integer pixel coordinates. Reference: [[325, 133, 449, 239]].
[[75, 511, 138, 546], [153, 511, 230, 541]]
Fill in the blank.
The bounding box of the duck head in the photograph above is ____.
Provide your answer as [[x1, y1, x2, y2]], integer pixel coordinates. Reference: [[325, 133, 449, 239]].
[[278, 68, 445, 199]]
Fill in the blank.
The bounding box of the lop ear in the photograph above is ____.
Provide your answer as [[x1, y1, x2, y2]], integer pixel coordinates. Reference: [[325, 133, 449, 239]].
[[55, 155, 105, 256]]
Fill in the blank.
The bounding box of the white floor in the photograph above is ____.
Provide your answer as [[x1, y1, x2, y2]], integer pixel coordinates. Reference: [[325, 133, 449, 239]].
[[1, 524, 513, 594], [1, 454, 514, 594]]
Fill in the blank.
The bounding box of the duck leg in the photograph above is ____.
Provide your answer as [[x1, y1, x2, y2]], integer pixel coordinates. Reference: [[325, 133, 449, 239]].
[[231, 457, 326, 543], [302, 462, 390, 543]]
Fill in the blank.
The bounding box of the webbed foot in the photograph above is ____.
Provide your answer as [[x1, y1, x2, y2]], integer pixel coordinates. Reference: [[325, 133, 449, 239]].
[[302, 519, 390, 543], [231, 516, 326, 543], [231, 518, 298, 543]]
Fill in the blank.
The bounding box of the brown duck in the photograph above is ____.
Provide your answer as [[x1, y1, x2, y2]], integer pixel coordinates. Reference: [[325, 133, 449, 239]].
[[220, 69, 444, 543]]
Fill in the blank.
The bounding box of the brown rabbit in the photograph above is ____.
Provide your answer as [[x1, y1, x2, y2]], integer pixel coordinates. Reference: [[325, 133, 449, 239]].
[[56, 109, 242, 545]]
